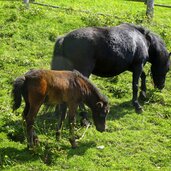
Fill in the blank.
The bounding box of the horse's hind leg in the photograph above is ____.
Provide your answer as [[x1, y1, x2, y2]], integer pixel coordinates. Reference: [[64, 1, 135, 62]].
[[139, 71, 147, 101], [78, 71, 91, 127], [56, 103, 67, 140], [79, 103, 90, 127]]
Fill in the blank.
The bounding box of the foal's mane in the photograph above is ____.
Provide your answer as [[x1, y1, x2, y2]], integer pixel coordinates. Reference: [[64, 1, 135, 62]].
[[73, 70, 108, 103]]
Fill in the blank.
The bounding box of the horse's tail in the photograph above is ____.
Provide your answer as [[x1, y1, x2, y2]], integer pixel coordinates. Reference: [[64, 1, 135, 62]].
[[51, 35, 73, 70], [12, 76, 26, 111], [51, 36, 64, 70]]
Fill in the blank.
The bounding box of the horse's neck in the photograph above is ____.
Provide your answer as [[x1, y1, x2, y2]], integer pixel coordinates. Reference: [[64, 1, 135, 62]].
[[148, 35, 167, 64], [149, 49, 166, 65]]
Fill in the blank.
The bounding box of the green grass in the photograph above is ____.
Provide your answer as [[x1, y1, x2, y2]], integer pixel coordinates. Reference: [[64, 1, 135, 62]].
[[0, 0, 171, 170]]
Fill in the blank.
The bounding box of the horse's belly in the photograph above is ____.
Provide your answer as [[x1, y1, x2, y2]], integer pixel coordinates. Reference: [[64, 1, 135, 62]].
[[92, 68, 125, 77], [44, 94, 63, 105], [92, 58, 130, 77]]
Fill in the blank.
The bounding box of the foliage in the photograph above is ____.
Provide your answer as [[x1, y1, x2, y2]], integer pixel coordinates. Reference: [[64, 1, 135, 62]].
[[0, 0, 171, 170]]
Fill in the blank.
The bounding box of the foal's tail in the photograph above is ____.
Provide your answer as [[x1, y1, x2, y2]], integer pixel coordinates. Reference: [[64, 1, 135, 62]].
[[12, 76, 26, 111]]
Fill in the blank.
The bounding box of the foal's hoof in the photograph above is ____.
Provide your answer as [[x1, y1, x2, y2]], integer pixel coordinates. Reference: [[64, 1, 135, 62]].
[[69, 139, 78, 149], [139, 91, 146, 101], [27, 143, 35, 150], [33, 137, 39, 146], [56, 132, 61, 141]]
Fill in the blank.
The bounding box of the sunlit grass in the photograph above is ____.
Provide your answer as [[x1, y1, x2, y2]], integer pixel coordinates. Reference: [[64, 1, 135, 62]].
[[0, 0, 171, 170]]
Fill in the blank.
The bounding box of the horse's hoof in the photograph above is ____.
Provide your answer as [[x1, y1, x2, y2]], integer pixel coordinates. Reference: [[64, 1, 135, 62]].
[[135, 107, 143, 114], [139, 91, 146, 101]]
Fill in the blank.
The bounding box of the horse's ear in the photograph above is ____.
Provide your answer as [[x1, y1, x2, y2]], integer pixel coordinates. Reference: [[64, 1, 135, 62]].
[[96, 102, 103, 108]]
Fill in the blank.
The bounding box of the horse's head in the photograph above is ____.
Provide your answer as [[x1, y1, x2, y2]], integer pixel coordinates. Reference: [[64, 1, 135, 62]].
[[92, 101, 109, 132], [151, 52, 170, 90], [147, 31, 170, 90]]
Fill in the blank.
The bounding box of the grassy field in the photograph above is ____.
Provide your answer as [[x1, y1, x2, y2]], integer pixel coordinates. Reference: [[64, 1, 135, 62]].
[[0, 0, 171, 170]]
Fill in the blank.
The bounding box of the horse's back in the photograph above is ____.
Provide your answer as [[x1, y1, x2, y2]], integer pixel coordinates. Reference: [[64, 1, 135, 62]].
[[52, 24, 149, 76]]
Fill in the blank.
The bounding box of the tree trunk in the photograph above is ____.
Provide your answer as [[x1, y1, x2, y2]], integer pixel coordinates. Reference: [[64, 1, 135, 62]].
[[146, 0, 154, 18]]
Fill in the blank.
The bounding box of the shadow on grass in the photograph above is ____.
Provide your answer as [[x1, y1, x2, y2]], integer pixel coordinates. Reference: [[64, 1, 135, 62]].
[[108, 100, 135, 120], [0, 147, 39, 166], [66, 141, 96, 159], [124, 0, 145, 2]]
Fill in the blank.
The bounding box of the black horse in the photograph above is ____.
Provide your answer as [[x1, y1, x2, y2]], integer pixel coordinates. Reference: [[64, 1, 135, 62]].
[[51, 23, 170, 112]]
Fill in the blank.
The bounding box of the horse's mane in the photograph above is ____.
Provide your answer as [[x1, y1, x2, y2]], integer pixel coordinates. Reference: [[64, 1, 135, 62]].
[[124, 23, 166, 47], [73, 70, 108, 103], [124, 23, 169, 62]]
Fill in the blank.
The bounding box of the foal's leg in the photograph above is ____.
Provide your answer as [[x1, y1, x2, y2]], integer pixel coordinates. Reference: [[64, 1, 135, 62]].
[[139, 71, 147, 100], [25, 104, 42, 148], [22, 102, 30, 120], [56, 103, 67, 140], [25, 93, 44, 148], [68, 104, 78, 148], [132, 65, 143, 113], [54, 104, 60, 117]]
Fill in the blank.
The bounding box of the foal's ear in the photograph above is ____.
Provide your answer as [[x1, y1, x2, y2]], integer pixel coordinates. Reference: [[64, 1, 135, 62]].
[[96, 102, 103, 108]]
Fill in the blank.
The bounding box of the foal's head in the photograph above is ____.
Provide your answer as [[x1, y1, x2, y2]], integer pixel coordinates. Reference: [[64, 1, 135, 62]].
[[92, 100, 109, 132]]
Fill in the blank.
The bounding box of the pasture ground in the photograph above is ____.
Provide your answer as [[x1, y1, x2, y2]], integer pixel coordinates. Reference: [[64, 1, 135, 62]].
[[0, 0, 171, 170]]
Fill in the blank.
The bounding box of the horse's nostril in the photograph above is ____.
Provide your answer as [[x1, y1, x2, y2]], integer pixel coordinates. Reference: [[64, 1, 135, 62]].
[[157, 84, 164, 90], [96, 127, 105, 133]]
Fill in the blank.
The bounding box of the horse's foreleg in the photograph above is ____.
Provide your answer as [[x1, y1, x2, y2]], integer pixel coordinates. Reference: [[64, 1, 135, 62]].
[[79, 103, 90, 127], [68, 104, 78, 148], [132, 66, 143, 113], [139, 71, 147, 100], [56, 103, 67, 140]]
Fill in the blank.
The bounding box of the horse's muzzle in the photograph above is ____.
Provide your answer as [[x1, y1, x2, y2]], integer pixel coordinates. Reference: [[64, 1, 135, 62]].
[[155, 84, 164, 90], [96, 126, 105, 133]]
